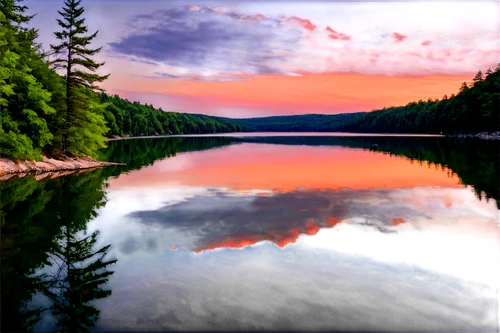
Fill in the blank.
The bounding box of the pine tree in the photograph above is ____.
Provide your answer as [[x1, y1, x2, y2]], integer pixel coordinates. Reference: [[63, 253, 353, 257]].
[[50, 0, 109, 156], [459, 82, 469, 93], [472, 70, 483, 83], [0, 0, 34, 26]]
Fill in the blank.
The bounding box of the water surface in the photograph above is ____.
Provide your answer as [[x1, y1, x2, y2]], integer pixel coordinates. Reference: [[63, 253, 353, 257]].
[[1, 134, 499, 332]]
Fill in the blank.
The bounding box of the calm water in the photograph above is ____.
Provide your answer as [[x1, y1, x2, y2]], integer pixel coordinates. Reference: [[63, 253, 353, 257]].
[[1, 134, 499, 332]]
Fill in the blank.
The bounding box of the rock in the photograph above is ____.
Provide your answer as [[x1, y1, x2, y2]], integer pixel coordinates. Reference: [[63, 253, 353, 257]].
[[0, 155, 126, 178]]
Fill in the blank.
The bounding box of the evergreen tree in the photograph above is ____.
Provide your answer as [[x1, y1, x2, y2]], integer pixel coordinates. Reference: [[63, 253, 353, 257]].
[[50, 0, 109, 156], [472, 70, 483, 83], [459, 81, 470, 92], [0, 7, 56, 160], [0, 0, 34, 25]]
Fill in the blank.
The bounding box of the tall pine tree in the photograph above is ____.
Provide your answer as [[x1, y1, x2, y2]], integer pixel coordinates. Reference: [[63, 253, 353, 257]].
[[50, 0, 109, 157]]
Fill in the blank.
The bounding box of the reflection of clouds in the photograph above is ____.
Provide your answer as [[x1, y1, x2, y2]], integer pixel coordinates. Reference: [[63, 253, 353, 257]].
[[97, 244, 497, 331], [87, 186, 211, 256], [125, 186, 498, 253], [340, 218, 499, 264]]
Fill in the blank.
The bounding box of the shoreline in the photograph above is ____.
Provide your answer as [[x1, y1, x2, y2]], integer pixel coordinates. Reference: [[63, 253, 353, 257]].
[[0, 156, 126, 179], [107, 132, 445, 141], [447, 132, 500, 140], [107, 131, 500, 141]]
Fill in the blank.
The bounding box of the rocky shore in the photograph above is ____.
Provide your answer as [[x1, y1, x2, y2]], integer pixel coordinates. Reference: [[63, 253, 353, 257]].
[[0, 155, 125, 180], [449, 132, 500, 140]]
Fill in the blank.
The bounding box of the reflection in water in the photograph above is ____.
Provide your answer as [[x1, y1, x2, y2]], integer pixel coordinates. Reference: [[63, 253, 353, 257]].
[[0, 172, 117, 333], [1, 135, 499, 332], [121, 186, 497, 278], [232, 136, 500, 207]]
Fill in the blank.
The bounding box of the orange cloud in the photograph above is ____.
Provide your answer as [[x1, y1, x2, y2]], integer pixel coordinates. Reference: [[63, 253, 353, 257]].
[[326, 26, 351, 40], [282, 15, 317, 31], [106, 72, 472, 116], [392, 32, 407, 42]]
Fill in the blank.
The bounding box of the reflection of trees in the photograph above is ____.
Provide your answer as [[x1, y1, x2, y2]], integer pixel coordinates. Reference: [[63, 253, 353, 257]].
[[40, 229, 116, 333], [1, 136, 228, 332], [235, 136, 500, 208], [96, 136, 235, 175], [1, 172, 116, 333], [1, 177, 58, 332]]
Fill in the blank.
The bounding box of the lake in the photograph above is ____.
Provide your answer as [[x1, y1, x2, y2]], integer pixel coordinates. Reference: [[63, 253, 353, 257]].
[[1, 134, 499, 332]]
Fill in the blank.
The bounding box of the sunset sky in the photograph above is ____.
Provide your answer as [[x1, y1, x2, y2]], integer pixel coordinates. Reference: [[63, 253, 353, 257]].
[[28, 0, 499, 117]]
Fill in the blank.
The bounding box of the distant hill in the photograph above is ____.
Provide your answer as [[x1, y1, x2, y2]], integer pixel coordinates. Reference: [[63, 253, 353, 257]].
[[222, 113, 366, 132], [218, 65, 500, 135], [342, 65, 500, 134]]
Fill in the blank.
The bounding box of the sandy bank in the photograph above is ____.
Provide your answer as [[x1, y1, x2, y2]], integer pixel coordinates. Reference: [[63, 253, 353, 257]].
[[0, 155, 125, 179]]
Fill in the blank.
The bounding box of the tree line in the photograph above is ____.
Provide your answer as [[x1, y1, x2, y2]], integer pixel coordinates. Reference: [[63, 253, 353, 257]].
[[342, 67, 500, 134], [0, 0, 242, 161], [100, 93, 242, 138], [229, 67, 500, 135], [227, 113, 365, 132]]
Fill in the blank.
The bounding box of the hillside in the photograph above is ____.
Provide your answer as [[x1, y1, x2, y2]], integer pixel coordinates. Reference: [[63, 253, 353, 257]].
[[342, 67, 500, 134], [225, 113, 365, 132], [100, 93, 243, 137], [223, 67, 499, 135]]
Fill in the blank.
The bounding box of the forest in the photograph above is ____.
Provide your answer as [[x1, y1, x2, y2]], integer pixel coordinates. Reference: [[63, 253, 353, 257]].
[[0, 0, 242, 161], [227, 113, 365, 132], [340, 67, 500, 134], [232, 67, 500, 134]]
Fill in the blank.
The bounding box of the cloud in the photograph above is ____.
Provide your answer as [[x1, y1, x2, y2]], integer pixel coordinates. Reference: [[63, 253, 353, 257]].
[[107, 4, 499, 79], [133, 72, 251, 82], [126, 188, 430, 252], [363, 25, 396, 34]]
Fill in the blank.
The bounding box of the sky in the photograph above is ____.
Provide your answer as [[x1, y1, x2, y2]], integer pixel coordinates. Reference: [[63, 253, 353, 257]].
[[27, 0, 500, 117]]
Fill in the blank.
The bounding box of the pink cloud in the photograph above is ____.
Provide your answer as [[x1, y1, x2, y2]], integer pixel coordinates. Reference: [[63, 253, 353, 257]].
[[109, 5, 499, 79]]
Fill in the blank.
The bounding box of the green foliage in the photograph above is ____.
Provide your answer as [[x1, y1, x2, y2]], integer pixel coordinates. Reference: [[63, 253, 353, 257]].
[[66, 91, 108, 157], [0, 9, 55, 160], [228, 113, 365, 132], [50, 0, 109, 156], [342, 66, 500, 134], [0, 0, 34, 25], [100, 93, 243, 137]]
